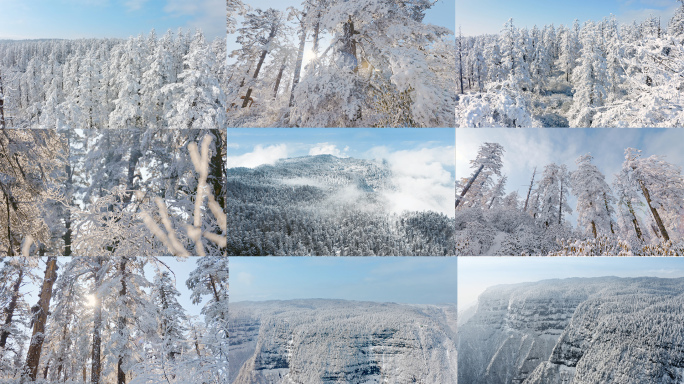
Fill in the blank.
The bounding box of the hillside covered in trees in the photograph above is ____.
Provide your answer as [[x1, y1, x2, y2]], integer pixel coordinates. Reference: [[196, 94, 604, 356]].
[[0, 256, 228, 384], [0, 129, 226, 257], [230, 299, 457, 383], [459, 276, 684, 384], [456, 142, 684, 255], [226, 0, 455, 127], [0, 30, 227, 128], [456, 1, 684, 127], [227, 154, 455, 256]]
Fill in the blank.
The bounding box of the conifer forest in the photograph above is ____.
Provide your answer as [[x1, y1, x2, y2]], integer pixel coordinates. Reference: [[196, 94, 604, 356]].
[[5, 0, 684, 383], [456, 3, 684, 127], [0, 31, 227, 129], [456, 141, 684, 255], [226, 0, 456, 127], [0, 256, 229, 384]]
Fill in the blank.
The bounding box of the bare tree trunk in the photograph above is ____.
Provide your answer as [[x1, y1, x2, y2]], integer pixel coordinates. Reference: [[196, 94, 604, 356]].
[[458, 29, 464, 94], [523, 167, 536, 212], [3, 187, 13, 256], [604, 193, 615, 234], [289, 20, 307, 108], [243, 22, 279, 108], [591, 220, 597, 239], [123, 131, 142, 205], [117, 258, 128, 384], [91, 258, 103, 384], [24, 257, 59, 380], [0, 269, 23, 350], [272, 57, 287, 99], [638, 180, 670, 241], [626, 201, 643, 241], [558, 178, 564, 225], [0, 70, 6, 129], [64, 134, 73, 256], [456, 164, 484, 209]]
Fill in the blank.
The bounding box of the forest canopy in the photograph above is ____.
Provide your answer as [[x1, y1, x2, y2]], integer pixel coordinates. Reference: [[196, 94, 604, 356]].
[[456, 2, 684, 127]]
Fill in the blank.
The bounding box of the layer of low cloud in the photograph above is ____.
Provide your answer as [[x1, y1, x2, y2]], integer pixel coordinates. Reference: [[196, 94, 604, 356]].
[[368, 146, 455, 217], [309, 143, 349, 157], [227, 144, 288, 168]]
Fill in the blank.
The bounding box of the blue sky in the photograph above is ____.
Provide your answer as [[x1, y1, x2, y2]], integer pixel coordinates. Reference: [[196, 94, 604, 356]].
[[0, 0, 225, 40], [228, 128, 455, 216], [457, 0, 681, 35], [456, 128, 684, 227], [228, 128, 455, 164], [230, 256, 458, 304], [459, 257, 684, 311]]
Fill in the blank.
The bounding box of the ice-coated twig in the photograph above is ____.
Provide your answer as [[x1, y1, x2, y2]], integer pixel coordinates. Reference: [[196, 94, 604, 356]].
[[142, 135, 225, 256]]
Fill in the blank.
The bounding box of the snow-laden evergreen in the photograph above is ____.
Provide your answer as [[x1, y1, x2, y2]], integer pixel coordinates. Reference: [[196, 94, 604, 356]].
[[230, 299, 457, 383], [459, 276, 684, 384], [457, 4, 684, 127], [0, 29, 226, 128], [227, 0, 455, 127], [0, 129, 226, 256], [228, 154, 455, 256], [0, 256, 228, 384], [456, 142, 684, 255]]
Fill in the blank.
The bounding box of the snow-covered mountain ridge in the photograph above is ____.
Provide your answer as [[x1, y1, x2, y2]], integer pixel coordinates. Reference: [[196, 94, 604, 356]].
[[227, 155, 455, 256], [459, 277, 684, 384], [229, 299, 458, 383]]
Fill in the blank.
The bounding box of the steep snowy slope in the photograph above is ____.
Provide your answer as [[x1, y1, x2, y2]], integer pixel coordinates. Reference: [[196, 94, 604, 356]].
[[229, 299, 458, 384], [459, 277, 684, 384]]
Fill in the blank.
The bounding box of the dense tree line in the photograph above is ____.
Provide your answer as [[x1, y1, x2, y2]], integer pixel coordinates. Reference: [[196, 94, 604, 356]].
[[456, 142, 684, 255], [0, 29, 227, 128], [457, 2, 684, 127], [227, 156, 455, 256]]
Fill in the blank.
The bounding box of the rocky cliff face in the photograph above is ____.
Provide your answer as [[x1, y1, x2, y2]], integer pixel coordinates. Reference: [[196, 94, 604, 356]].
[[459, 277, 684, 384], [229, 299, 457, 384]]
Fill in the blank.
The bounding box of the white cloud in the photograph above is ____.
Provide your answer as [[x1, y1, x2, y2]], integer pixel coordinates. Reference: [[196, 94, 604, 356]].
[[227, 142, 240, 149], [227, 144, 288, 168], [369, 146, 455, 217], [236, 272, 254, 286], [309, 142, 348, 157], [124, 0, 148, 11], [164, 0, 225, 39]]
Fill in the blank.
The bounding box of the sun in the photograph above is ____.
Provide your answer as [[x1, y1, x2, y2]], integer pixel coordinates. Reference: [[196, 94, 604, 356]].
[[86, 294, 98, 307], [303, 49, 317, 67]]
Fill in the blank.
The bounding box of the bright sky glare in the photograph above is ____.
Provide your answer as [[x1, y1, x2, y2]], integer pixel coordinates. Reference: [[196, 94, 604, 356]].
[[458, 256, 684, 312], [0, 0, 226, 40], [230, 256, 458, 305], [457, 0, 680, 36], [456, 128, 684, 227], [21, 257, 204, 320]]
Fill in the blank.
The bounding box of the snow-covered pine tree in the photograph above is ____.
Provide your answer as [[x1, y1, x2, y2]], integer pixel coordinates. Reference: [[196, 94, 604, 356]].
[[620, 147, 684, 241], [456, 142, 504, 209], [536, 163, 572, 227], [570, 153, 616, 238], [186, 257, 229, 383]]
